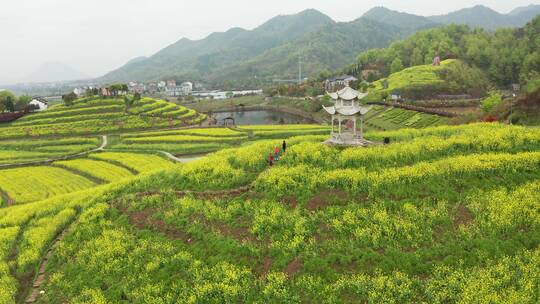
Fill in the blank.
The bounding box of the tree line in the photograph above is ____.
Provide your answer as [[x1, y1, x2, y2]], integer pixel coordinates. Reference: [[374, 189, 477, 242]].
[[0, 91, 33, 113], [353, 16, 540, 89]]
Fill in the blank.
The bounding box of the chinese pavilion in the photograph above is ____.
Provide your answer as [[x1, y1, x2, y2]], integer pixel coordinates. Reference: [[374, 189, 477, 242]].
[[323, 86, 373, 146]]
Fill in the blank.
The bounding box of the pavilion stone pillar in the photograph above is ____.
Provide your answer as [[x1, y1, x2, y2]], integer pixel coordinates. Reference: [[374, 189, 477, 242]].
[[338, 116, 342, 135], [353, 118, 357, 136], [360, 116, 364, 139]]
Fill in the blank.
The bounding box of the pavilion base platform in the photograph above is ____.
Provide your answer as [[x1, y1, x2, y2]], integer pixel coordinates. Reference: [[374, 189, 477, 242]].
[[324, 133, 377, 147]]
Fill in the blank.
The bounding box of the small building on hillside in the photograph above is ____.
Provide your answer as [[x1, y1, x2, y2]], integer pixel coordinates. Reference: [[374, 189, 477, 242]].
[[73, 88, 86, 97], [323, 86, 372, 146], [325, 75, 358, 91], [28, 97, 48, 112], [101, 87, 112, 97], [180, 82, 193, 95], [131, 83, 145, 94]]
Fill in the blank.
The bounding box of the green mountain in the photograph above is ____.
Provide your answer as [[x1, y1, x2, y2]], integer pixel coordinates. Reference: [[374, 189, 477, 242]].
[[362, 7, 438, 30], [209, 18, 412, 88], [428, 5, 540, 30], [101, 9, 335, 83], [100, 5, 540, 87], [101, 9, 433, 87]]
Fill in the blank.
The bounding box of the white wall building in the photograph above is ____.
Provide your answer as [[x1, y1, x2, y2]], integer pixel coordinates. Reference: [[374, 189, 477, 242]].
[[29, 98, 48, 112]]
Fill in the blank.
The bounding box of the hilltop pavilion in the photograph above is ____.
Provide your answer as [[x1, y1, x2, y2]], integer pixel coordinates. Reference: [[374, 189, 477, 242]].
[[323, 86, 373, 146]]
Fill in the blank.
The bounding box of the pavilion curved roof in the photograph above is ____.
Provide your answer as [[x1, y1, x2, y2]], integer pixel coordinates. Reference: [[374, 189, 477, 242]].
[[323, 105, 372, 116], [328, 86, 368, 101]]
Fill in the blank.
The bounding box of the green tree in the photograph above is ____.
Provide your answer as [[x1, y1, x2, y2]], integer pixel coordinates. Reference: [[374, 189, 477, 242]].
[[390, 58, 404, 74], [0, 91, 16, 112], [15, 95, 32, 111], [62, 92, 77, 106], [411, 48, 424, 66], [4, 96, 15, 112], [481, 92, 503, 113]]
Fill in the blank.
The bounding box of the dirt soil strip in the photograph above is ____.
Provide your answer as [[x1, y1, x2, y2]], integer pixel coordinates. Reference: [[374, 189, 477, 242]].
[[24, 228, 71, 303], [0, 135, 108, 170], [0, 189, 15, 206], [136, 185, 252, 200]]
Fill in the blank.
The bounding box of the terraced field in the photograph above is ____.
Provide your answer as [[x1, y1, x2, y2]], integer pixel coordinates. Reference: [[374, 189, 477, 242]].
[[0, 137, 101, 165], [0, 97, 206, 139], [108, 125, 331, 155], [364, 105, 448, 131], [0, 151, 176, 206], [89, 152, 176, 173], [0, 123, 538, 303]]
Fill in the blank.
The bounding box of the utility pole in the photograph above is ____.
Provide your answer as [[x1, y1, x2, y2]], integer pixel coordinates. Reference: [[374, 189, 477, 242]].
[[298, 56, 302, 84]]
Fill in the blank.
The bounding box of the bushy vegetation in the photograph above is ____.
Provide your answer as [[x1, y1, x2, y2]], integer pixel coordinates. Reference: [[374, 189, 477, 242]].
[[355, 17, 540, 89], [0, 123, 538, 303]]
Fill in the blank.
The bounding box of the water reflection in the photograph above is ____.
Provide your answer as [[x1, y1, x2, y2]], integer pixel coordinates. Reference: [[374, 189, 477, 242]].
[[213, 110, 312, 125]]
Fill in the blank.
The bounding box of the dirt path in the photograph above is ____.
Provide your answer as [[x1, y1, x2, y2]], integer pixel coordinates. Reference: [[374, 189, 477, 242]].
[[1, 189, 15, 207], [24, 229, 70, 303], [0, 135, 108, 169], [159, 151, 204, 163]]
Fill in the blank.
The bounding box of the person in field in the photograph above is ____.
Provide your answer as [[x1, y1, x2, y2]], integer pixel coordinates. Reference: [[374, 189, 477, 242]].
[[274, 146, 280, 161], [282, 140, 287, 152], [268, 153, 274, 166]]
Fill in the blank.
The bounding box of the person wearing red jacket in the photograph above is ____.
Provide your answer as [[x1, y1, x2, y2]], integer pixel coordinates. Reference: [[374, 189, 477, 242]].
[[268, 153, 274, 166]]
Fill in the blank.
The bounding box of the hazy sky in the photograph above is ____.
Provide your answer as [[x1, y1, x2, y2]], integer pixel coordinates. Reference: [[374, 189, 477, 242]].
[[1, 0, 539, 84]]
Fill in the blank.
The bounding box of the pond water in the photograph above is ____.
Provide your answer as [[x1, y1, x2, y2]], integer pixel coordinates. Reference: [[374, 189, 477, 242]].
[[213, 110, 313, 125]]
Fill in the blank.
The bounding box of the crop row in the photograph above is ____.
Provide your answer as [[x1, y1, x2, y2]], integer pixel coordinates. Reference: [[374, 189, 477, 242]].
[[0, 166, 96, 204], [89, 152, 175, 173], [55, 159, 134, 182]]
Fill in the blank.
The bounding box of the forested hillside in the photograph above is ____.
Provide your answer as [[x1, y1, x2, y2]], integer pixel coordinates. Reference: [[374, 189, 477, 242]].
[[101, 9, 434, 87], [354, 16, 540, 88], [100, 5, 540, 88]]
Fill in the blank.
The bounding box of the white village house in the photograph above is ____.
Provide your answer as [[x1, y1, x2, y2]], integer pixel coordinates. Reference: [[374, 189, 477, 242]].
[[29, 97, 48, 112], [166, 81, 193, 97]]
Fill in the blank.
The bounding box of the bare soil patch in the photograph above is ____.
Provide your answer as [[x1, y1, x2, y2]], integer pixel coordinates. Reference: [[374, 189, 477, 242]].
[[281, 196, 298, 209], [258, 256, 273, 277], [453, 204, 474, 227], [125, 208, 193, 243], [306, 190, 349, 211], [285, 257, 302, 277]]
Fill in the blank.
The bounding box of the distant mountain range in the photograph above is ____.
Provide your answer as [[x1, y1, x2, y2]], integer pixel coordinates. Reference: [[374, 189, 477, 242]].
[[428, 4, 540, 30], [22, 61, 89, 84], [100, 4, 540, 87]]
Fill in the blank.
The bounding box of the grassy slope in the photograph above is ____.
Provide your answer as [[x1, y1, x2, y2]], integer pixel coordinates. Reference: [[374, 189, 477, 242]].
[[1, 123, 538, 303], [365, 59, 487, 101]]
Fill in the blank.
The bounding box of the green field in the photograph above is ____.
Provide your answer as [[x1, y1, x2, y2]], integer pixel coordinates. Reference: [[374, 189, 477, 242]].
[[0, 123, 538, 303]]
